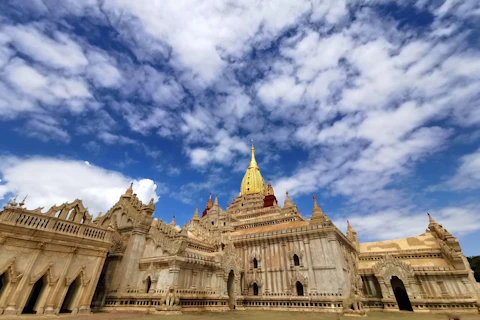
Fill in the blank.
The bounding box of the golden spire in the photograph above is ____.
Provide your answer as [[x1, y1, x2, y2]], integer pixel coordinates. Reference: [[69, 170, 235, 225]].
[[170, 215, 176, 226], [284, 190, 293, 207], [192, 207, 200, 221], [249, 144, 258, 168], [240, 143, 266, 196]]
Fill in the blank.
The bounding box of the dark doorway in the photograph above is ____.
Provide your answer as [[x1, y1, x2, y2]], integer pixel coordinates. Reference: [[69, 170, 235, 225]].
[[293, 254, 300, 266], [390, 276, 413, 311], [227, 270, 235, 309], [23, 275, 46, 314], [60, 276, 81, 313], [296, 281, 304, 296], [253, 258, 258, 269], [0, 272, 6, 299], [145, 276, 152, 293], [253, 283, 259, 296]]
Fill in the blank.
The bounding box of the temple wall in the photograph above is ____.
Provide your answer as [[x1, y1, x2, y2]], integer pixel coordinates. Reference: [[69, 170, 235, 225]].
[[0, 224, 109, 315], [236, 229, 354, 299]]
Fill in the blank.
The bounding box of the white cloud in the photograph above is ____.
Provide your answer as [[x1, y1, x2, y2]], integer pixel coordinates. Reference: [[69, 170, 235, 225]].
[[23, 116, 71, 143], [3, 24, 89, 71], [0, 156, 160, 216], [98, 132, 136, 145], [436, 149, 480, 191], [336, 204, 480, 241]]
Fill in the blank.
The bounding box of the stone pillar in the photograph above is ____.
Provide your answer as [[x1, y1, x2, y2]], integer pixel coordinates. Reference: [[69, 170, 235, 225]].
[[378, 279, 389, 299], [117, 229, 147, 292], [206, 272, 212, 291], [44, 248, 77, 314], [78, 255, 107, 314], [0, 279, 18, 314], [303, 237, 316, 292], [281, 241, 288, 293], [327, 233, 344, 293], [262, 243, 269, 294], [4, 245, 43, 315]]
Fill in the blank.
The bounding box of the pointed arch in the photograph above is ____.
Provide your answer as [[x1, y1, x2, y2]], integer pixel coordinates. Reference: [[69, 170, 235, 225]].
[[65, 266, 90, 287], [289, 248, 304, 267], [0, 257, 23, 283], [30, 263, 58, 286]]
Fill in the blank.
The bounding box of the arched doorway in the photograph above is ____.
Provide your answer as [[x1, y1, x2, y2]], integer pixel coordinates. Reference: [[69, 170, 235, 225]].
[[227, 270, 235, 309], [293, 254, 300, 266], [0, 272, 7, 299], [253, 283, 259, 296], [390, 276, 413, 311], [23, 275, 47, 314], [145, 276, 152, 294], [253, 258, 258, 269], [296, 281, 304, 296], [60, 276, 81, 313]]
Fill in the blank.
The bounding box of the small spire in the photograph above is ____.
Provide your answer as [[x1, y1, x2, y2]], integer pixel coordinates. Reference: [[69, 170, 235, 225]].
[[124, 182, 133, 196], [19, 194, 28, 207], [310, 194, 328, 225], [206, 193, 213, 209], [265, 179, 274, 196], [9, 195, 18, 207], [427, 212, 436, 225], [170, 215, 176, 226], [214, 195, 219, 206], [313, 194, 319, 209], [346, 220, 358, 245], [192, 207, 200, 220], [284, 190, 293, 207]]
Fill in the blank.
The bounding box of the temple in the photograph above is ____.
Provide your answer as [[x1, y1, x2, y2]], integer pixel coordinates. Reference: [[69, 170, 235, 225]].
[[0, 145, 478, 315]]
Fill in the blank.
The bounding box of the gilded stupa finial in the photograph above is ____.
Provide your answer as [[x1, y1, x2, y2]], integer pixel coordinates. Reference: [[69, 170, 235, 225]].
[[249, 143, 258, 168], [170, 215, 176, 226], [240, 142, 266, 196]]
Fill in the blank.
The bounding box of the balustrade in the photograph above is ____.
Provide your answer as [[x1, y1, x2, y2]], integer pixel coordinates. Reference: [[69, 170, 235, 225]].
[[0, 209, 110, 242]]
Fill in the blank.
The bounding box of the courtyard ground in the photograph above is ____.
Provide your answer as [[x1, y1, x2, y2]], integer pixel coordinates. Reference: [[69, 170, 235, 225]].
[[0, 310, 478, 320]]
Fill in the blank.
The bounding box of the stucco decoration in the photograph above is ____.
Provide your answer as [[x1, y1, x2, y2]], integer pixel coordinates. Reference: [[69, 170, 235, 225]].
[[30, 263, 58, 286], [372, 254, 418, 298], [221, 241, 243, 278], [65, 265, 90, 287], [246, 272, 263, 287], [0, 257, 23, 283], [290, 270, 308, 287], [289, 248, 305, 267]]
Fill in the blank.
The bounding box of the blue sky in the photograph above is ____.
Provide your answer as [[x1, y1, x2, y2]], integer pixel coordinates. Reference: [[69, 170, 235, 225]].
[[0, 0, 479, 255]]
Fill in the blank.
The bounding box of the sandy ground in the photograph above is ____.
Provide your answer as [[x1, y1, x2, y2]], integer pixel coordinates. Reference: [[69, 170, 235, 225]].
[[1, 311, 478, 320]]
